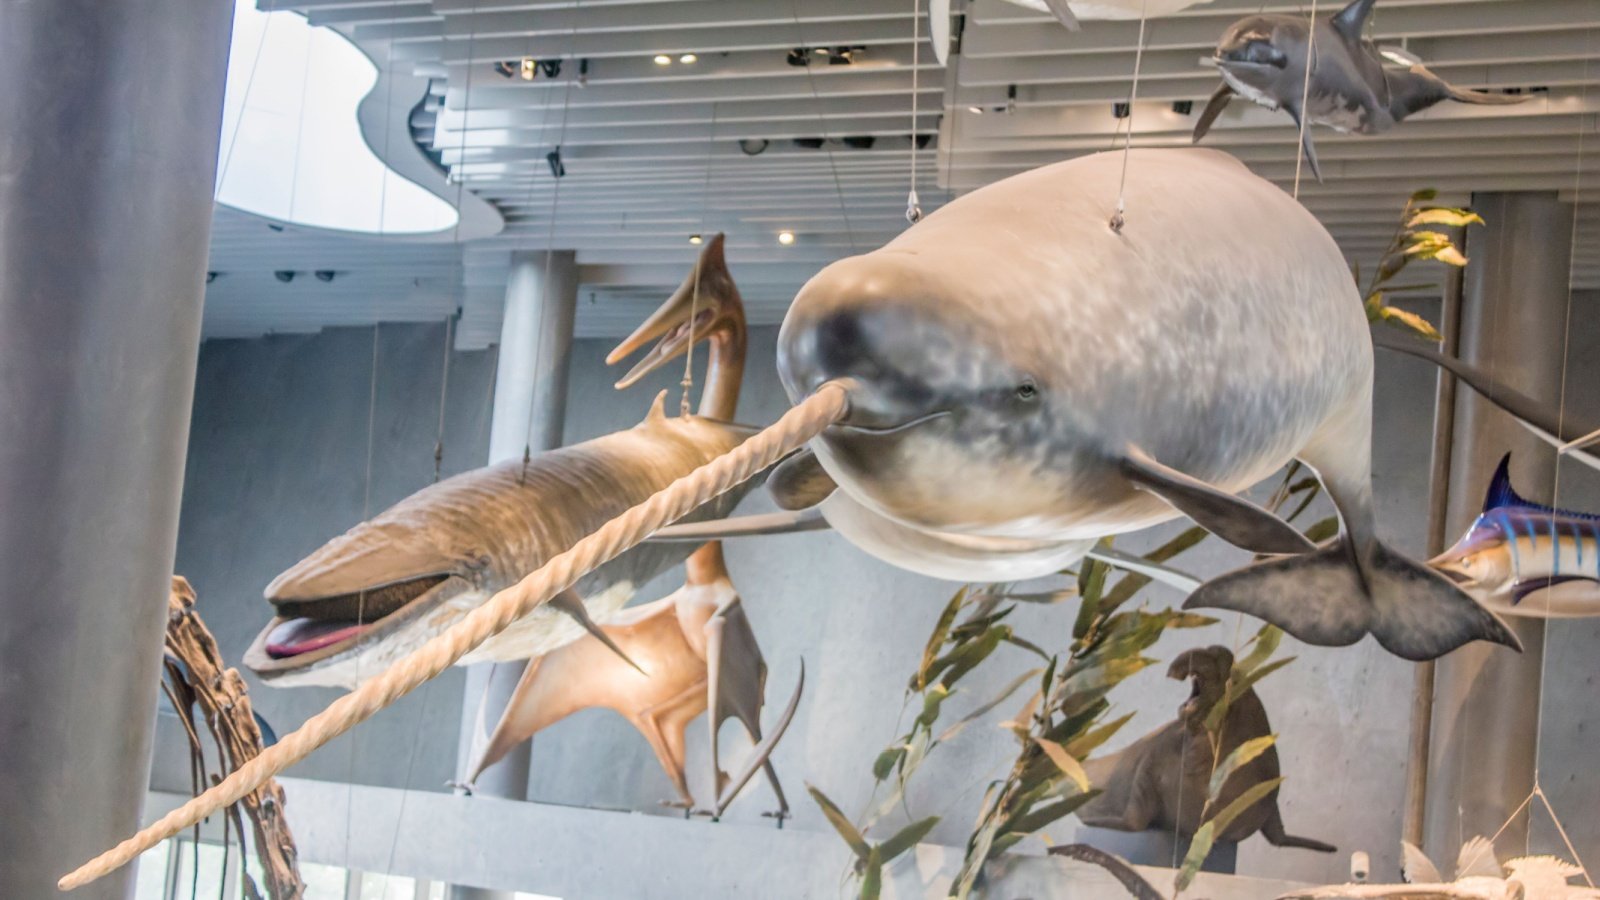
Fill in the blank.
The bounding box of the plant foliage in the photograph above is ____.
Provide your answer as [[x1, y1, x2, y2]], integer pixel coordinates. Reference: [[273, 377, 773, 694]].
[[1359, 188, 1483, 341]]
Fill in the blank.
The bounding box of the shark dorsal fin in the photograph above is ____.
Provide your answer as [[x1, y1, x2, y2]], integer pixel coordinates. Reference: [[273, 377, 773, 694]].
[[1330, 0, 1377, 40]]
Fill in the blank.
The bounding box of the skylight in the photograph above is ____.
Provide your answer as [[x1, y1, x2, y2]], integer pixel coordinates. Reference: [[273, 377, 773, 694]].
[[214, 0, 459, 235]]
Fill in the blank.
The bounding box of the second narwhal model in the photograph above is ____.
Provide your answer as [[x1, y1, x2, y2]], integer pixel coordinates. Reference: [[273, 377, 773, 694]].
[[763, 147, 1516, 661]]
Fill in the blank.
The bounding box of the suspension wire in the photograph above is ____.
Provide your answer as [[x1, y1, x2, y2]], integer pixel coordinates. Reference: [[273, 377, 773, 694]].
[[520, 2, 581, 482], [433, 313, 455, 482], [788, 0, 860, 253], [1110, 0, 1149, 233], [907, 0, 924, 224], [680, 101, 719, 416], [1290, 0, 1320, 199], [215, 0, 279, 194]]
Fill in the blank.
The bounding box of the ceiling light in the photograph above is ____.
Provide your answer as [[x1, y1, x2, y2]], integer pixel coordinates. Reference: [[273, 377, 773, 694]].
[[274, 270, 295, 283], [520, 58, 536, 80], [314, 270, 336, 282], [814, 47, 831, 56], [777, 231, 795, 245], [493, 61, 516, 79], [1112, 102, 1130, 119], [738, 138, 769, 156], [679, 53, 698, 64], [653, 54, 672, 66], [968, 106, 984, 114], [689, 234, 703, 245]]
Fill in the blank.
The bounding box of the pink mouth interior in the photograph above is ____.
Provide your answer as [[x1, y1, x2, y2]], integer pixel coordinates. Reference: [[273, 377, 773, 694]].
[[266, 618, 371, 659]]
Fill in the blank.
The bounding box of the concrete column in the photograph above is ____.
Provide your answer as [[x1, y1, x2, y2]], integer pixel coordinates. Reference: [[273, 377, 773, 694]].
[[0, 2, 234, 898], [452, 250, 576, 900], [1424, 193, 1571, 862]]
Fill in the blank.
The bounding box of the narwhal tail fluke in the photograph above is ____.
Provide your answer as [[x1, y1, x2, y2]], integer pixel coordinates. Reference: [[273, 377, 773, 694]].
[[1183, 539, 1521, 661]]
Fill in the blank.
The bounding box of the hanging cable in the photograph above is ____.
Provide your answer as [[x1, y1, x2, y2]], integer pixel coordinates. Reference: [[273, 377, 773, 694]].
[[1110, 0, 1149, 233], [680, 102, 719, 416], [788, 0, 860, 253], [907, 0, 924, 224], [1290, 0, 1320, 199]]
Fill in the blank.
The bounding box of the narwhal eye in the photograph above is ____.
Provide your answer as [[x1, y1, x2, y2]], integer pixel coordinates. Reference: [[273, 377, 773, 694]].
[[1015, 379, 1039, 401]]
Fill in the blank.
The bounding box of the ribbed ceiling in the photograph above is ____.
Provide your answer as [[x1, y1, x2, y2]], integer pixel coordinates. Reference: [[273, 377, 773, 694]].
[[202, 0, 1600, 346]]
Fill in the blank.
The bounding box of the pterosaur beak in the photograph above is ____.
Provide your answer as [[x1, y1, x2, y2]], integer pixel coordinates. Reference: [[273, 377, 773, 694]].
[[607, 232, 739, 389]]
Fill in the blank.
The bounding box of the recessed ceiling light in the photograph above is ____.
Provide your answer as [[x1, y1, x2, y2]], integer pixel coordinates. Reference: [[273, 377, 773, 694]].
[[519, 58, 536, 80], [777, 231, 796, 245], [680, 53, 698, 64], [653, 54, 672, 66], [968, 106, 984, 114], [689, 234, 703, 245]]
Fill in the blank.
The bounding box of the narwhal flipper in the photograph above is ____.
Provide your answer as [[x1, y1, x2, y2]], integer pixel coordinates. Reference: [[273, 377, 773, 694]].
[[548, 589, 645, 674], [1120, 446, 1317, 554], [1372, 330, 1600, 471], [1192, 83, 1235, 143], [768, 447, 838, 510], [1041, 0, 1081, 30]]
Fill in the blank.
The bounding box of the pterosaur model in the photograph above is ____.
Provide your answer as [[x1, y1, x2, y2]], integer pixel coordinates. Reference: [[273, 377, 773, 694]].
[[1279, 836, 1598, 900], [243, 235, 760, 690], [1433, 454, 1600, 619], [1192, 0, 1525, 180], [1076, 647, 1334, 852], [467, 236, 802, 815], [763, 146, 1514, 661]]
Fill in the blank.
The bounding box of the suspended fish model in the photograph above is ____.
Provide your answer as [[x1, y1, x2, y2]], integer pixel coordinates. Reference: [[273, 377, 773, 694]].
[[676, 147, 1515, 661], [1076, 646, 1334, 852], [1192, 0, 1525, 180], [243, 235, 762, 690], [1279, 836, 1598, 900], [465, 238, 801, 815], [1431, 455, 1600, 618]]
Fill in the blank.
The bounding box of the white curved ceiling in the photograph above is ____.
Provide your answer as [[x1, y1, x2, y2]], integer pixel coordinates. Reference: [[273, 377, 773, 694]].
[[216, 0, 459, 234]]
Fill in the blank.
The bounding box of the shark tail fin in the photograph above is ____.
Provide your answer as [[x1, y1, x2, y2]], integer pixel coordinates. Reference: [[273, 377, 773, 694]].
[[1184, 538, 1521, 661], [1414, 64, 1529, 105]]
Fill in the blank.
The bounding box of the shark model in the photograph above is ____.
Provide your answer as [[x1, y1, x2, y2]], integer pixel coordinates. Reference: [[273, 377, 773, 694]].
[[1280, 836, 1598, 900], [244, 235, 760, 690], [1432, 454, 1600, 619], [729, 146, 1512, 661], [1192, 0, 1525, 181]]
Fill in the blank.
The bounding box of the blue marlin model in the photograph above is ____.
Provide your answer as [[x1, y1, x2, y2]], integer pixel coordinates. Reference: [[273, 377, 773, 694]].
[[1432, 455, 1600, 619]]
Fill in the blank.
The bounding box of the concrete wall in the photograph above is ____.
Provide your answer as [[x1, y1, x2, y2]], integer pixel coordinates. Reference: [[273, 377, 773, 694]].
[[157, 313, 1600, 892]]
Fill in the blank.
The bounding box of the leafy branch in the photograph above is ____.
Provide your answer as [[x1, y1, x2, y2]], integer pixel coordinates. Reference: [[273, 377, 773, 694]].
[[1358, 188, 1483, 341]]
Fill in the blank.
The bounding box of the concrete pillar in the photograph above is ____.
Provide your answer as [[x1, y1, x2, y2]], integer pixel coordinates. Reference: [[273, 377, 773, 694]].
[[1424, 193, 1571, 862], [452, 250, 576, 900], [0, 2, 234, 898]]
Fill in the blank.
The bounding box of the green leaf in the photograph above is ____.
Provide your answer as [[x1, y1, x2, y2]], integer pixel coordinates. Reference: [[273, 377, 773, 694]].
[[1065, 712, 1134, 759], [1175, 821, 1215, 892], [1001, 790, 1100, 836], [808, 784, 869, 861], [1207, 776, 1285, 837], [917, 587, 967, 690], [1033, 736, 1091, 793], [1410, 188, 1439, 202], [1406, 207, 1484, 228], [878, 816, 940, 862], [939, 625, 1009, 689], [1208, 734, 1277, 800], [1302, 515, 1340, 544], [873, 745, 906, 782], [860, 845, 883, 900], [915, 684, 952, 730], [937, 669, 1042, 743], [1235, 625, 1283, 676], [1073, 556, 1110, 638]]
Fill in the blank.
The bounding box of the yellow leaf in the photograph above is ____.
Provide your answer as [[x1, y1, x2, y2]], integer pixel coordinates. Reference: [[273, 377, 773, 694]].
[[1432, 245, 1468, 267], [1033, 736, 1091, 793], [1406, 207, 1484, 229], [1379, 307, 1444, 342]]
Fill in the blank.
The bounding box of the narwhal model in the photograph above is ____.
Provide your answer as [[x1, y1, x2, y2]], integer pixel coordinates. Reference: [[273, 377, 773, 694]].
[[1192, 0, 1526, 181], [679, 146, 1517, 662], [466, 235, 801, 817]]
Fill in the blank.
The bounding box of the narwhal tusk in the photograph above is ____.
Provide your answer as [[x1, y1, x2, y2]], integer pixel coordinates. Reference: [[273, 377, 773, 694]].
[[56, 382, 851, 892]]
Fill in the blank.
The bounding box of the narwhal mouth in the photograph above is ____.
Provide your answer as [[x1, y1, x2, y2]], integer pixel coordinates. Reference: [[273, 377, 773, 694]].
[[830, 409, 952, 436], [243, 574, 464, 679]]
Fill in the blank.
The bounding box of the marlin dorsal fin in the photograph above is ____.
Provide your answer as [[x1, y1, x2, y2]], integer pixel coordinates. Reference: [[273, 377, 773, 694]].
[[1482, 453, 1530, 512], [1330, 0, 1377, 40]]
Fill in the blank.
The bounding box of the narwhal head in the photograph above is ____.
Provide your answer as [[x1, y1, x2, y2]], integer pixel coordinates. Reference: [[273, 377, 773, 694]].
[[777, 250, 1064, 534]]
